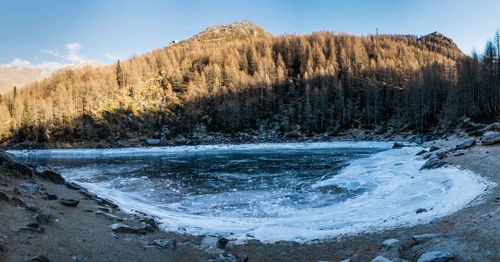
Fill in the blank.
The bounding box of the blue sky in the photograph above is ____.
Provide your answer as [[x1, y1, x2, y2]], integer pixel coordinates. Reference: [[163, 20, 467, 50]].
[[1, 0, 499, 67]]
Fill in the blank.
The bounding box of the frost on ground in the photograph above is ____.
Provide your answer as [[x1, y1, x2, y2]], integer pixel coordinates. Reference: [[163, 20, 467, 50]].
[[8, 142, 493, 243]]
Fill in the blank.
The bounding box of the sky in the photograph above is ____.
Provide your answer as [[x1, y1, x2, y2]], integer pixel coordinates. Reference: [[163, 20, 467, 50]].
[[1, 0, 499, 67]]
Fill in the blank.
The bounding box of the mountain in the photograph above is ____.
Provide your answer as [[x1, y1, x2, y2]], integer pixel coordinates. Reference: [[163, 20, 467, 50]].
[[0, 66, 56, 94], [0, 60, 103, 94], [1, 21, 497, 146]]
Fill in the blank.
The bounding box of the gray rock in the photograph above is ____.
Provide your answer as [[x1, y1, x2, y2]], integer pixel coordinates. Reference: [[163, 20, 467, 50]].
[[416, 208, 427, 214], [201, 236, 230, 249], [382, 238, 400, 249], [429, 146, 440, 152], [65, 182, 84, 191], [435, 151, 448, 159], [34, 165, 65, 184], [36, 213, 52, 225], [0, 151, 33, 177], [16, 181, 39, 193], [19, 223, 44, 233], [151, 239, 176, 250], [392, 142, 405, 149], [0, 191, 9, 201], [42, 192, 58, 200], [29, 255, 50, 262], [416, 150, 427, 156], [217, 237, 229, 249], [110, 223, 146, 234], [455, 138, 476, 150], [417, 251, 454, 262], [59, 199, 79, 207], [371, 255, 394, 262], [481, 131, 500, 145], [72, 255, 87, 262], [146, 138, 161, 146], [420, 158, 447, 170], [412, 233, 440, 244]]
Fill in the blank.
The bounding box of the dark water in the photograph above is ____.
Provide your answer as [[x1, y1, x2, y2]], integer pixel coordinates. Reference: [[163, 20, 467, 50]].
[[14, 146, 384, 218]]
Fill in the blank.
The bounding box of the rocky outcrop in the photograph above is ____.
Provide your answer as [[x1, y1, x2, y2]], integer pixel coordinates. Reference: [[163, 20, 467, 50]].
[[481, 131, 500, 145], [34, 165, 65, 184], [0, 151, 33, 177], [420, 157, 447, 170], [454, 138, 476, 150]]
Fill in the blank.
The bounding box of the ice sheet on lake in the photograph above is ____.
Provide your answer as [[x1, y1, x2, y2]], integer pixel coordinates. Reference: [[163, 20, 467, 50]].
[[8, 142, 494, 243]]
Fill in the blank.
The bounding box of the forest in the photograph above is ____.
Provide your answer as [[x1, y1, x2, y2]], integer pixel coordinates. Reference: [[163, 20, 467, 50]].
[[0, 22, 498, 145]]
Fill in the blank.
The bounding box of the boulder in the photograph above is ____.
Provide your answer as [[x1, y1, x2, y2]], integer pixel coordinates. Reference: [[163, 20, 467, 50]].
[[416, 208, 427, 214], [34, 165, 65, 184], [455, 138, 476, 150], [59, 199, 80, 207], [16, 181, 39, 193], [392, 142, 405, 149], [151, 239, 177, 250], [429, 146, 440, 152], [0, 151, 33, 177], [416, 150, 427, 156], [110, 223, 146, 234], [435, 151, 448, 159], [36, 213, 52, 225], [420, 158, 447, 170], [217, 237, 229, 249], [481, 131, 500, 145], [382, 239, 400, 249], [417, 251, 454, 262]]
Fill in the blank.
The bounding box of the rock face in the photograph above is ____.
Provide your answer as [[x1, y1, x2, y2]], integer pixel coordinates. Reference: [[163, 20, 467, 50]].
[[481, 131, 500, 145], [0, 151, 33, 177], [417, 251, 454, 262], [455, 138, 476, 150], [420, 157, 447, 170], [34, 165, 65, 184]]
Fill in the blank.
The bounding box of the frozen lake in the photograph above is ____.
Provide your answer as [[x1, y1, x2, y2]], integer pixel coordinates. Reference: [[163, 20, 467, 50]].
[[9, 142, 490, 243]]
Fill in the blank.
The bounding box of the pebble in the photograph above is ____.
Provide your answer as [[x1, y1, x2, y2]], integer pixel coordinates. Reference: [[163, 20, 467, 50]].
[[382, 238, 400, 249], [371, 255, 393, 262]]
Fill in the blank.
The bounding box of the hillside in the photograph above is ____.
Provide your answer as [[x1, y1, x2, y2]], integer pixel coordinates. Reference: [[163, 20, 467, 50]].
[[0, 21, 497, 146]]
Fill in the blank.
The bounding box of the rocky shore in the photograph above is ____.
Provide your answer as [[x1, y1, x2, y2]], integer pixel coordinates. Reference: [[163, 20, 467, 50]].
[[0, 130, 499, 261]]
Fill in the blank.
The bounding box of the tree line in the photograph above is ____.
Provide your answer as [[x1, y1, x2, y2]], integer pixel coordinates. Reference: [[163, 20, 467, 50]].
[[0, 27, 498, 144]]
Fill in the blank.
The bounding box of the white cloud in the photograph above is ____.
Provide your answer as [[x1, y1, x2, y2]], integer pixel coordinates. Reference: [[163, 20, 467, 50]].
[[1, 42, 101, 70], [105, 52, 123, 61], [42, 42, 87, 64], [0, 57, 66, 70]]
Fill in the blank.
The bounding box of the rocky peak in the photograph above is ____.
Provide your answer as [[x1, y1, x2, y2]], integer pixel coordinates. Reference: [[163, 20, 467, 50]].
[[191, 21, 272, 42], [419, 31, 460, 51]]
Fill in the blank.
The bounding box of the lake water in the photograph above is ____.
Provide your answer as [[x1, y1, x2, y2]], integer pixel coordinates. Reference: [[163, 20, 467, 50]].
[[9, 142, 490, 243]]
